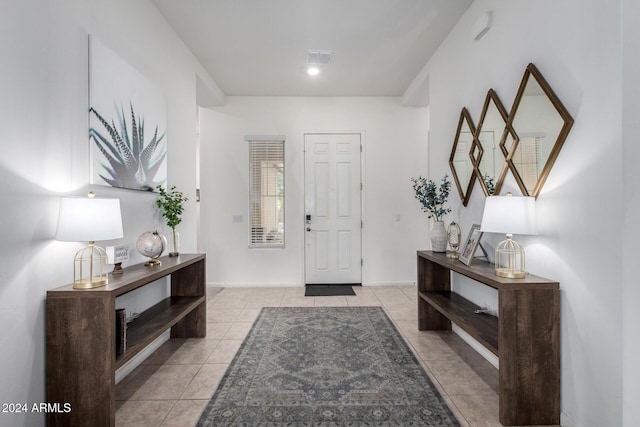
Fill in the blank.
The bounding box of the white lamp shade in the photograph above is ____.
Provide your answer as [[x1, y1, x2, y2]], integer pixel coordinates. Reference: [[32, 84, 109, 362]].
[[56, 197, 124, 242], [480, 195, 537, 235]]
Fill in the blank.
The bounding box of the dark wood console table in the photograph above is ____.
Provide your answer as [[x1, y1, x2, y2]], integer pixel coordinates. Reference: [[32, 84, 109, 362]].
[[46, 253, 206, 426], [417, 251, 559, 426]]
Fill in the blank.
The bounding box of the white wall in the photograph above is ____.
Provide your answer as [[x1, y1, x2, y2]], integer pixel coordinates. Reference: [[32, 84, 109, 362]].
[[622, 0, 640, 425], [199, 97, 430, 286], [0, 1, 209, 425], [419, 0, 622, 425]]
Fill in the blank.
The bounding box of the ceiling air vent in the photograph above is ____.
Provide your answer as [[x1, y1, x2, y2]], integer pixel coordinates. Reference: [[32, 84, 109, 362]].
[[306, 50, 333, 64]]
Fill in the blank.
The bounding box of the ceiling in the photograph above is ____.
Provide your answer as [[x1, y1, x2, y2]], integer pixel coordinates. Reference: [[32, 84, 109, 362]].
[[151, 0, 473, 97]]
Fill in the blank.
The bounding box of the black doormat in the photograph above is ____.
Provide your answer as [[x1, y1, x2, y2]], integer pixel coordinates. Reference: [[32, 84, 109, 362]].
[[305, 284, 358, 296]]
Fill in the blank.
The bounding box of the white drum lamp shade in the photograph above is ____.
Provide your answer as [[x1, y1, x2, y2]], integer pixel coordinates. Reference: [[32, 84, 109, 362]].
[[56, 195, 124, 288], [480, 193, 536, 278]]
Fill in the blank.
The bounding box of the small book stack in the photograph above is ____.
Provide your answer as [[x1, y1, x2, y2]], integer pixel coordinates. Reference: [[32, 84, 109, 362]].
[[115, 308, 127, 357]]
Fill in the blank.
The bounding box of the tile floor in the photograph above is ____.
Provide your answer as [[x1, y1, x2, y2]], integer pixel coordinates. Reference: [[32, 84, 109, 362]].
[[115, 285, 503, 426]]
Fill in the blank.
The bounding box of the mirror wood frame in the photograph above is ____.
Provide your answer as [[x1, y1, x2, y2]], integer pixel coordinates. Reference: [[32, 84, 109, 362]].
[[448, 63, 575, 205], [505, 63, 574, 198], [474, 89, 514, 197], [449, 107, 477, 206]]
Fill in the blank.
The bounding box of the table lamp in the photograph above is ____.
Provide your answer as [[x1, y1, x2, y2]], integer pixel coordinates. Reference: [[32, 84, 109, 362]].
[[480, 193, 536, 279], [55, 192, 124, 289]]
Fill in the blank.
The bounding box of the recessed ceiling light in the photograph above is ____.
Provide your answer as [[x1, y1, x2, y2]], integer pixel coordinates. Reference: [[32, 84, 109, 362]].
[[307, 66, 320, 76]]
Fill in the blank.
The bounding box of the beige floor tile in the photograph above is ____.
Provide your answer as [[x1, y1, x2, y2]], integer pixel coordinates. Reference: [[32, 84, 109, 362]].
[[207, 297, 248, 309], [144, 339, 219, 365], [216, 287, 253, 295], [438, 394, 472, 427], [245, 297, 284, 308], [406, 332, 460, 361], [205, 322, 233, 339], [425, 357, 496, 396], [206, 339, 243, 363], [222, 321, 254, 340], [284, 287, 306, 296], [346, 296, 382, 306], [281, 296, 316, 307], [206, 308, 242, 322], [379, 295, 415, 307], [117, 364, 201, 401], [206, 287, 223, 300], [116, 400, 175, 427], [141, 339, 186, 365], [314, 296, 349, 306], [249, 288, 286, 297], [160, 400, 209, 427], [383, 306, 418, 321], [448, 393, 501, 427], [352, 287, 376, 296], [181, 363, 229, 400], [236, 308, 262, 322]]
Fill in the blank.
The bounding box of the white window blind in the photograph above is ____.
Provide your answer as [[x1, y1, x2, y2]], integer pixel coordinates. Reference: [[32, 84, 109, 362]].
[[512, 136, 540, 191], [248, 139, 285, 248]]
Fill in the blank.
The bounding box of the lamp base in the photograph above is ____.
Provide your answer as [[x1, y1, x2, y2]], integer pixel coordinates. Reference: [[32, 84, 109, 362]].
[[73, 242, 109, 289], [495, 268, 526, 279], [73, 277, 108, 289], [494, 235, 527, 279]]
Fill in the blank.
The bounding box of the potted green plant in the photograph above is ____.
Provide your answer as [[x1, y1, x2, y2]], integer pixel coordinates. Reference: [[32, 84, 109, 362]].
[[156, 185, 188, 256], [411, 175, 452, 252]]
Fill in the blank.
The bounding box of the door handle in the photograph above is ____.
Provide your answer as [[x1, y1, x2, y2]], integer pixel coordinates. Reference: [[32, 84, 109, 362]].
[[306, 227, 313, 232]]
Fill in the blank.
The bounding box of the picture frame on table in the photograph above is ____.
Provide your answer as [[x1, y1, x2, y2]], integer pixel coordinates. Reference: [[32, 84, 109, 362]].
[[459, 224, 483, 266]]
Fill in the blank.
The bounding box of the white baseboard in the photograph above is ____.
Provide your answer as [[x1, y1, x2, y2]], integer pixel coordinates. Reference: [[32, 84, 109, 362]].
[[451, 324, 499, 369], [362, 281, 415, 287], [207, 282, 416, 288], [207, 282, 302, 288], [115, 331, 169, 383], [560, 412, 574, 426]]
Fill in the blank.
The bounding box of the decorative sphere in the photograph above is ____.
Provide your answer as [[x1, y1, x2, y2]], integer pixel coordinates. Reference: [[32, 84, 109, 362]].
[[136, 231, 166, 261]]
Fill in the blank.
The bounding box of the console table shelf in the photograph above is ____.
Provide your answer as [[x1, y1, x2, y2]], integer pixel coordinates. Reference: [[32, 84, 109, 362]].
[[419, 290, 499, 355], [46, 253, 206, 427], [116, 295, 204, 369], [417, 251, 559, 426]]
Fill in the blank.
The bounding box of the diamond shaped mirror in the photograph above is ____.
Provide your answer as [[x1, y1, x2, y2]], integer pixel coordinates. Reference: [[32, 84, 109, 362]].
[[449, 107, 476, 206], [507, 63, 574, 197], [474, 89, 515, 196]]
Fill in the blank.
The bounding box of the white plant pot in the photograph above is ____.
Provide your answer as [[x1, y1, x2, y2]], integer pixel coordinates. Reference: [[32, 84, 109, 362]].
[[430, 220, 448, 253]]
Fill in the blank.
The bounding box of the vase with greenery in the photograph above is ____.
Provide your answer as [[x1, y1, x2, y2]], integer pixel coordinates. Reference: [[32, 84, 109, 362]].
[[411, 175, 452, 252], [156, 185, 188, 256]]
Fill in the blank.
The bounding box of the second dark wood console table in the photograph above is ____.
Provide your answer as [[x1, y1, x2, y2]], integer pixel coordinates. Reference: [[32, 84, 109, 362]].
[[46, 253, 206, 427], [417, 251, 559, 426]]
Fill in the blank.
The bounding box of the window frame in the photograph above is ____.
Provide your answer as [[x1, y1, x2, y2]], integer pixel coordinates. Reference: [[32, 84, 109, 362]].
[[246, 136, 285, 249]]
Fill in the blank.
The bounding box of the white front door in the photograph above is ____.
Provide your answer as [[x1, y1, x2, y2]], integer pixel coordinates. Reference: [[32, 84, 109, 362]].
[[304, 133, 362, 284]]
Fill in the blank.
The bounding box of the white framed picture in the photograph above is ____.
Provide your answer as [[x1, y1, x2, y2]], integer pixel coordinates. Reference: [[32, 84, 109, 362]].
[[89, 36, 167, 191], [459, 224, 483, 265]]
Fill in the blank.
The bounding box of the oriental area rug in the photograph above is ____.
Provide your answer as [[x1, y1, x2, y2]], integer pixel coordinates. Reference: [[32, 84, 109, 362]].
[[197, 306, 460, 426]]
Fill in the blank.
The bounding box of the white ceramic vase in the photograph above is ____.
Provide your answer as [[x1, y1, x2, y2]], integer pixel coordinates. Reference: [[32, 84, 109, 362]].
[[430, 220, 448, 253]]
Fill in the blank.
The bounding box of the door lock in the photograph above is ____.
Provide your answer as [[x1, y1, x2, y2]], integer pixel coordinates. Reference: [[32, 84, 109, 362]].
[[305, 214, 312, 224]]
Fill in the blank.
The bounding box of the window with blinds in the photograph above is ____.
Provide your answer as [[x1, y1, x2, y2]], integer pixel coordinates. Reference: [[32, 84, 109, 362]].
[[512, 136, 540, 190], [248, 139, 285, 248]]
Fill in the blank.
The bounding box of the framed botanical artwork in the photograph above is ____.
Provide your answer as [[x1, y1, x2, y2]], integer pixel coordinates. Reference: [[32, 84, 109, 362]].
[[459, 224, 483, 265], [89, 36, 167, 192]]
